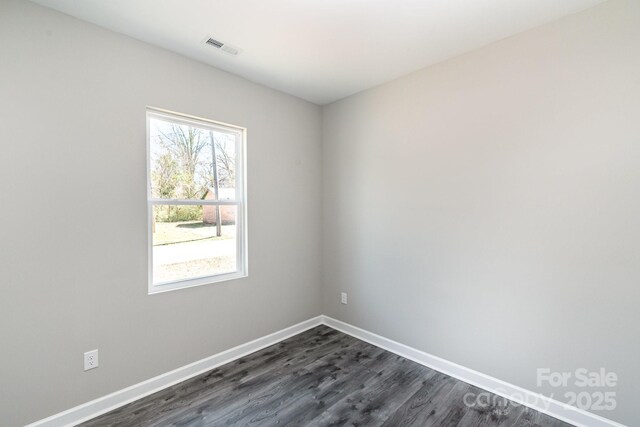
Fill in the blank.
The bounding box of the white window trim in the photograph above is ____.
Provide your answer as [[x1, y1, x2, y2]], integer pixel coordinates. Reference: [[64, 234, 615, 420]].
[[146, 107, 248, 295]]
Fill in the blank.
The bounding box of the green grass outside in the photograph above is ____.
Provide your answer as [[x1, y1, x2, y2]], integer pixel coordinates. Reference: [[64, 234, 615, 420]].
[[153, 221, 234, 246]]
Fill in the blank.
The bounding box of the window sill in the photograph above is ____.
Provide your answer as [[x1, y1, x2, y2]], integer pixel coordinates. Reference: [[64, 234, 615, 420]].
[[148, 270, 248, 295]]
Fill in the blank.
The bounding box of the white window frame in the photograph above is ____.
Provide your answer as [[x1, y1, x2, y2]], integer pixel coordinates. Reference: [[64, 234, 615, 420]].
[[146, 107, 247, 294]]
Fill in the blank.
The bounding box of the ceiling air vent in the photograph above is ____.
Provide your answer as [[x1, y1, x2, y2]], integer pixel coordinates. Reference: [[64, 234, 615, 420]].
[[203, 36, 241, 56], [205, 38, 224, 48]]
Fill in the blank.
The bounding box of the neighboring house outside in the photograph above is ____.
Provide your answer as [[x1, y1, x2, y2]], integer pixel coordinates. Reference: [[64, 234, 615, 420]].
[[202, 188, 236, 225]]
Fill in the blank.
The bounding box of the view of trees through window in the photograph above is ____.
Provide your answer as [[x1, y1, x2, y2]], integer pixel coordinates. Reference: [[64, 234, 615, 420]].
[[148, 114, 243, 287]]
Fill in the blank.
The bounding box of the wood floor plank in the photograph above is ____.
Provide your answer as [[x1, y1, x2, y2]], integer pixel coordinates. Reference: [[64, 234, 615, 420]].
[[80, 326, 574, 427], [454, 386, 526, 427], [302, 359, 437, 426], [277, 342, 400, 426], [380, 371, 457, 426], [169, 337, 389, 426], [149, 333, 362, 426]]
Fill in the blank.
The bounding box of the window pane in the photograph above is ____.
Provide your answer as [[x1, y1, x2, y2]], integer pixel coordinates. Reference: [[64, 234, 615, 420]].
[[149, 117, 238, 200], [152, 204, 238, 284], [212, 133, 237, 201]]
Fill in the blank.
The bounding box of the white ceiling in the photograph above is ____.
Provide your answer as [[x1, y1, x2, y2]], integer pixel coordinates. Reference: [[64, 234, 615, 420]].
[[31, 0, 606, 105]]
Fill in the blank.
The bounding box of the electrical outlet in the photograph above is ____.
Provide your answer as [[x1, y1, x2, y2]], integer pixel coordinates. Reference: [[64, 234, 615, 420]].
[[341, 292, 348, 304], [84, 349, 99, 371]]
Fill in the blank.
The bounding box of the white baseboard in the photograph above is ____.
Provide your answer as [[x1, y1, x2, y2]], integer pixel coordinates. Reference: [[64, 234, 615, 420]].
[[321, 315, 626, 427], [26, 316, 323, 427], [28, 314, 625, 427]]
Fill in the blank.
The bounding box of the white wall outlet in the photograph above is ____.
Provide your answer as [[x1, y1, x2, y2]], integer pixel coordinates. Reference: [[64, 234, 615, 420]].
[[84, 349, 99, 371], [341, 292, 348, 304]]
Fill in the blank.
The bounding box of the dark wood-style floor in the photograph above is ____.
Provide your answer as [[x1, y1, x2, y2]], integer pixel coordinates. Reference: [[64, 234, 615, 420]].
[[80, 326, 571, 427]]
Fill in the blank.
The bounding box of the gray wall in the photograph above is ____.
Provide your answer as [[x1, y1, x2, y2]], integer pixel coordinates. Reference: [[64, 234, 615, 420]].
[[0, 1, 322, 425], [321, 1, 639, 425]]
